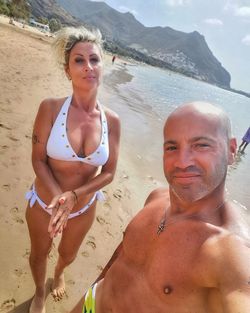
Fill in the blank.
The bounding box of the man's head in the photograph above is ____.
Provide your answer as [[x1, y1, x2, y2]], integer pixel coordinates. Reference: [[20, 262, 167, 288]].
[[163, 101, 236, 203]]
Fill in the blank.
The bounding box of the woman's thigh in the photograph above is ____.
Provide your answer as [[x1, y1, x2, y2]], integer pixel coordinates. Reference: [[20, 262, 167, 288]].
[[58, 202, 97, 257], [26, 203, 52, 255]]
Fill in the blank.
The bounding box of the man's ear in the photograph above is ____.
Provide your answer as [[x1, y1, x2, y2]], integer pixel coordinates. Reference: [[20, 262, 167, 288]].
[[228, 137, 237, 165]]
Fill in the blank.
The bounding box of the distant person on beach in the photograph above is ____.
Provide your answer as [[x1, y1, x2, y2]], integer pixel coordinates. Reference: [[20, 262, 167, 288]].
[[238, 126, 250, 153], [71, 102, 250, 313], [112, 55, 116, 64], [25, 26, 120, 313]]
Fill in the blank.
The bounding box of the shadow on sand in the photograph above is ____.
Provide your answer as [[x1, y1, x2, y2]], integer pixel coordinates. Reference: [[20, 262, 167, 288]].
[[5, 278, 53, 313]]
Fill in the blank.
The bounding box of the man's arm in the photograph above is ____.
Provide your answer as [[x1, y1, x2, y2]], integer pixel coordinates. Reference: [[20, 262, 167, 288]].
[[218, 236, 250, 313], [70, 242, 123, 313], [93, 241, 123, 284]]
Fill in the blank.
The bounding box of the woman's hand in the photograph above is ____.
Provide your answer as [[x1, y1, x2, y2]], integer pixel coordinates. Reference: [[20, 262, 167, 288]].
[[48, 190, 77, 238]]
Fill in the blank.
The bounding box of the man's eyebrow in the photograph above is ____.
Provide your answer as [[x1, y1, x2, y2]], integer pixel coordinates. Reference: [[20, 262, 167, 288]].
[[164, 140, 177, 146], [190, 136, 216, 143], [164, 137, 216, 145]]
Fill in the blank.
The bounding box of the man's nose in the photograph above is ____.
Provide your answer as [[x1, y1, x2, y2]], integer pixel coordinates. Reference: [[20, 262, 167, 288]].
[[174, 147, 194, 169]]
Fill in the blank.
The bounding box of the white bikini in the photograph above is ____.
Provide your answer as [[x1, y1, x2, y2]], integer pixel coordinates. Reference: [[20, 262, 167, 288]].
[[46, 95, 109, 166], [26, 96, 108, 218]]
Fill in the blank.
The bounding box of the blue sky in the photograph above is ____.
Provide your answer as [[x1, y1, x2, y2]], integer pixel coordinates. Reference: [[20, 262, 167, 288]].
[[93, 0, 250, 92]]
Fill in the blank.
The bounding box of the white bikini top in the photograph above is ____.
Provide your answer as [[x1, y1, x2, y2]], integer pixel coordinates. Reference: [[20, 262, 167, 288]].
[[46, 96, 109, 167]]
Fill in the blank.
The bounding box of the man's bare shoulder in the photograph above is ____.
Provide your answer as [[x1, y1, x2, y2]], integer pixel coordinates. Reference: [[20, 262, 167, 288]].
[[124, 188, 169, 232], [197, 224, 250, 288], [144, 187, 169, 207]]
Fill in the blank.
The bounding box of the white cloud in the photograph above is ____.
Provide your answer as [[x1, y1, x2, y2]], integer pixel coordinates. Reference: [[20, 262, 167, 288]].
[[165, 0, 191, 7], [118, 5, 138, 16], [203, 18, 223, 26], [235, 6, 250, 17], [242, 34, 250, 46], [224, 2, 250, 17]]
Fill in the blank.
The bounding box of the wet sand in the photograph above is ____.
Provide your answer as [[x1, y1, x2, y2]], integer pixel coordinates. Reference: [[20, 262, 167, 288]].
[[0, 17, 164, 312]]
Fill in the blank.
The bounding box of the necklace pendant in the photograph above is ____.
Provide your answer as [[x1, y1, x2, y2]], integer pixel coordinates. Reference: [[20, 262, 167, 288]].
[[157, 221, 165, 235]]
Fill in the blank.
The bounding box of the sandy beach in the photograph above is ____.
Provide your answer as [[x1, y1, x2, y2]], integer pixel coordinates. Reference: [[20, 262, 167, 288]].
[[0, 17, 164, 313]]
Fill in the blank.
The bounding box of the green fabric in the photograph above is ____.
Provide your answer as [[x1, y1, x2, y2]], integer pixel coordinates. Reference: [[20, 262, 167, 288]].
[[83, 285, 95, 313]]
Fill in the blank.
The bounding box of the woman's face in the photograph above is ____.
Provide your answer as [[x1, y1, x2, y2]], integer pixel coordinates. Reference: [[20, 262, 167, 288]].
[[66, 41, 103, 91]]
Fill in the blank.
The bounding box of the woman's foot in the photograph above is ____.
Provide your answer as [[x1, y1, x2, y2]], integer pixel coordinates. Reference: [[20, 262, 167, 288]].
[[51, 273, 66, 301], [29, 294, 46, 313]]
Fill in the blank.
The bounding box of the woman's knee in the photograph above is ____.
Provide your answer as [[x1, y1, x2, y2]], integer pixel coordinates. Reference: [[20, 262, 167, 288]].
[[57, 248, 77, 266], [30, 242, 52, 262], [29, 250, 49, 265]]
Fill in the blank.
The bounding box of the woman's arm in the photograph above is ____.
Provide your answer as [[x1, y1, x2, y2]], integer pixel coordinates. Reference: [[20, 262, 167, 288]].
[[32, 99, 62, 196]]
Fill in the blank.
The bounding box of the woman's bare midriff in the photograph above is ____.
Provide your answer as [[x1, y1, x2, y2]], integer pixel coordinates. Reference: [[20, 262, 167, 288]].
[[34, 158, 99, 213]]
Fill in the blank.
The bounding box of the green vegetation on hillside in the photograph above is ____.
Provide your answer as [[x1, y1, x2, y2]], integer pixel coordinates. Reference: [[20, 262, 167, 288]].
[[0, 0, 31, 20]]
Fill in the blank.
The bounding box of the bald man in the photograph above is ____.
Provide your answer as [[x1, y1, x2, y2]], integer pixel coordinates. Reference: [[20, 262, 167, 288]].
[[71, 102, 250, 313]]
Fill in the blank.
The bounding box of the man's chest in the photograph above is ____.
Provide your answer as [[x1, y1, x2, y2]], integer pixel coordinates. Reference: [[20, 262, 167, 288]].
[[123, 218, 213, 288]]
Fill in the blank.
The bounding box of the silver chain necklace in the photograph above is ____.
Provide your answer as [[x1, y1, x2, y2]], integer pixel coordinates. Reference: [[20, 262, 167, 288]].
[[157, 201, 225, 235]]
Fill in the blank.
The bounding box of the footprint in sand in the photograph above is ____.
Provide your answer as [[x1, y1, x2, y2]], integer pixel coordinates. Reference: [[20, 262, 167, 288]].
[[86, 241, 96, 250], [0, 298, 16, 311], [113, 189, 122, 200], [121, 170, 129, 180], [81, 251, 90, 257], [2, 184, 10, 191], [103, 202, 112, 212], [7, 135, 19, 142], [10, 207, 24, 224], [97, 265, 104, 272], [66, 279, 75, 286], [96, 215, 108, 225], [0, 145, 8, 150], [0, 123, 11, 130], [102, 190, 107, 195], [10, 207, 18, 214], [13, 216, 24, 224], [0, 107, 12, 114], [106, 231, 114, 238], [147, 175, 158, 185], [22, 249, 30, 259], [14, 268, 23, 277]]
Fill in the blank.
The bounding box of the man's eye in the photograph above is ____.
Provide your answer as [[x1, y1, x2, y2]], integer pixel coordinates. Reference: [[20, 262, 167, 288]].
[[195, 143, 210, 148], [166, 146, 177, 151]]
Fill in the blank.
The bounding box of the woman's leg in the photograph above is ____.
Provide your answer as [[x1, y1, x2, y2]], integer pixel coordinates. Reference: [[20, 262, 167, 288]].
[[26, 203, 53, 313], [51, 201, 97, 299], [238, 141, 245, 151], [241, 142, 249, 152]]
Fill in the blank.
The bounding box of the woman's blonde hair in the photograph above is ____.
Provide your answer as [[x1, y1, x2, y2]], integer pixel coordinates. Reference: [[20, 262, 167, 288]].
[[52, 26, 103, 68]]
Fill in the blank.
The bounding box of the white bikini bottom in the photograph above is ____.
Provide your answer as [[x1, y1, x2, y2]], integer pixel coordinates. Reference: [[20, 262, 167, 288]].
[[25, 184, 105, 219]]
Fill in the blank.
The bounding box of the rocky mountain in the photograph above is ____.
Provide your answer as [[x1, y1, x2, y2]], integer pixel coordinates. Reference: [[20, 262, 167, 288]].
[[29, 0, 231, 88], [28, 0, 78, 25]]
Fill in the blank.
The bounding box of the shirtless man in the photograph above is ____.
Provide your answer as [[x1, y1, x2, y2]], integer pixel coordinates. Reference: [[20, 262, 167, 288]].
[[71, 101, 250, 313]]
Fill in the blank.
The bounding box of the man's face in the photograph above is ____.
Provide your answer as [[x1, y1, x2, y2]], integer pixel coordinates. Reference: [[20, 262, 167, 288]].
[[163, 110, 234, 203]]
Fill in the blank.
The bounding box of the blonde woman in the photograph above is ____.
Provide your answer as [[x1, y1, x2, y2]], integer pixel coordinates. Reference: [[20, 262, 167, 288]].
[[25, 26, 120, 313]]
